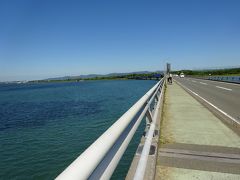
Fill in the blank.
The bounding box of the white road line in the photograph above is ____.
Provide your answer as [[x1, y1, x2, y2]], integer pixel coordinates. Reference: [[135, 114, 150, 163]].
[[194, 78, 240, 87], [200, 82, 207, 85], [175, 80, 240, 126], [210, 80, 240, 86], [216, 86, 232, 91]]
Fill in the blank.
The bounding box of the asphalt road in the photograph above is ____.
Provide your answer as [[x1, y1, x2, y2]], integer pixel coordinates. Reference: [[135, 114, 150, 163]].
[[174, 77, 240, 123]]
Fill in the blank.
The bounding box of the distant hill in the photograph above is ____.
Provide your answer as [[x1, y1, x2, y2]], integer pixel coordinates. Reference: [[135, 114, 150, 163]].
[[45, 74, 103, 81], [45, 71, 163, 81]]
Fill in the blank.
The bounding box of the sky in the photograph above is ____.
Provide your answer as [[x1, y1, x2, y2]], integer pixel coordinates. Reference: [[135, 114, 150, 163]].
[[0, 0, 240, 81]]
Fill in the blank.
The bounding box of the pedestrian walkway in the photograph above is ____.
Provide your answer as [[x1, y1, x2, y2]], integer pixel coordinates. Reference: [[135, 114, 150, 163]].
[[155, 82, 240, 180]]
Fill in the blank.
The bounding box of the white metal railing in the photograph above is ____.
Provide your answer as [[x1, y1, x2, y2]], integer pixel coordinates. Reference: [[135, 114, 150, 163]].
[[133, 79, 164, 180], [56, 78, 165, 180]]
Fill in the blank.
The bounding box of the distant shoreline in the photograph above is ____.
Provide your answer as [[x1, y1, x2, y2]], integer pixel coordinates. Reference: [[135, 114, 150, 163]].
[[0, 73, 162, 84], [29, 77, 161, 84], [27, 73, 163, 83]]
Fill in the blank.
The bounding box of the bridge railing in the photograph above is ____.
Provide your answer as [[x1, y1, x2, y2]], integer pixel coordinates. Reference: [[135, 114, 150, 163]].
[[192, 75, 240, 84], [56, 78, 165, 180], [207, 75, 240, 84]]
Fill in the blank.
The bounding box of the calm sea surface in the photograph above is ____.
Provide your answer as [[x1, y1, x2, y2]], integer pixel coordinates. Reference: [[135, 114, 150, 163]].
[[0, 80, 157, 180]]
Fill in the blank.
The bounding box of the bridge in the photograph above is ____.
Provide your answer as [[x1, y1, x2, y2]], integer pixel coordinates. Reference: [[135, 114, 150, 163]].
[[56, 75, 240, 180]]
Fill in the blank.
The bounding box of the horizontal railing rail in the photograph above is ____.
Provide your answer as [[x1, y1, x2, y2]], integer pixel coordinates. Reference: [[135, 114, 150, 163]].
[[56, 78, 165, 180]]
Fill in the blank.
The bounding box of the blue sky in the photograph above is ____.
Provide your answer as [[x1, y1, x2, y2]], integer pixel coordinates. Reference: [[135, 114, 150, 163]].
[[0, 0, 240, 81]]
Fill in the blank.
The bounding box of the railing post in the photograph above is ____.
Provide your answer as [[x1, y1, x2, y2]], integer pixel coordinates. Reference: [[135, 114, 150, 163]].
[[145, 108, 153, 125]]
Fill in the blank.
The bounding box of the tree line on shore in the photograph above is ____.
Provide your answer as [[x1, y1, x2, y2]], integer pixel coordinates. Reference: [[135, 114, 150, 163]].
[[172, 67, 240, 76]]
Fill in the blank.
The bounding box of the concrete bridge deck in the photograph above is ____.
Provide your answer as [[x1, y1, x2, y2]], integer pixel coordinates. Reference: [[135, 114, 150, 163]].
[[155, 82, 240, 180]]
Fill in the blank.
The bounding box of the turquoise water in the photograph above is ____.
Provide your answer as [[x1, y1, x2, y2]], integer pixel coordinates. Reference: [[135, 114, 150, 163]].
[[0, 80, 157, 179]]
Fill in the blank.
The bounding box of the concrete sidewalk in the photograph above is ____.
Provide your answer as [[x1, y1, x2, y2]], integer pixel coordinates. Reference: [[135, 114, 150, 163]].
[[155, 82, 240, 180]]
